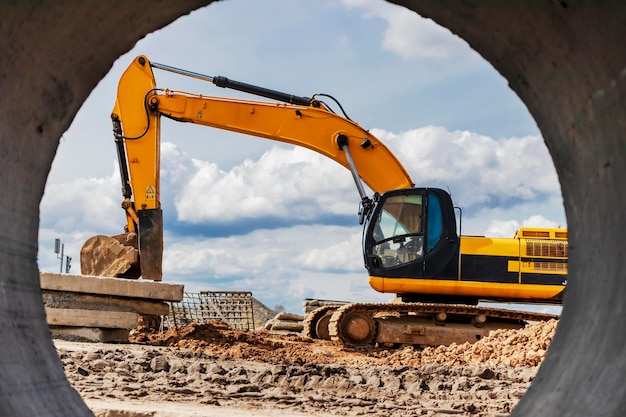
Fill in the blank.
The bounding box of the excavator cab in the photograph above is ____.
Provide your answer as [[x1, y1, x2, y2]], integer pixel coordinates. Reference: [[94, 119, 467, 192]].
[[363, 187, 459, 281]]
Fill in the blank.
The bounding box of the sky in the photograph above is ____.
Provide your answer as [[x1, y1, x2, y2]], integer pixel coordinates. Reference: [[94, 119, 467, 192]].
[[38, 0, 566, 314]]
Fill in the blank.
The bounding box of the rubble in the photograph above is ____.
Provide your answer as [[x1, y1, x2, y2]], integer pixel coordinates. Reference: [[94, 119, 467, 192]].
[[263, 311, 305, 332]]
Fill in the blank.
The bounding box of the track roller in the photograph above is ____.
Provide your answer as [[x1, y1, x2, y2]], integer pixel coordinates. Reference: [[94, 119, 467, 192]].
[[329, 305, 377, 348], [472, 314, 487, 327]]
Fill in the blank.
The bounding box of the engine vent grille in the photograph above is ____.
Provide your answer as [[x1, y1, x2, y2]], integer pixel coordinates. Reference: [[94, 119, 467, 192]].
[[518, 228, 568, 239], [526, 240, 568, 258], [532, 261, 568, 272], [522, 230, 550, 238]]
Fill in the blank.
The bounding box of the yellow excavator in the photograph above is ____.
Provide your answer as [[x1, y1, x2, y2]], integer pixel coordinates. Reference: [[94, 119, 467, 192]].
[[81, 55, 567, 347]]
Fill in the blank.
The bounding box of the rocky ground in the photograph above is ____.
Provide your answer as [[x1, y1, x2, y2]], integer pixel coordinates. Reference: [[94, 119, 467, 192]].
[[57, 319, 557, 417]]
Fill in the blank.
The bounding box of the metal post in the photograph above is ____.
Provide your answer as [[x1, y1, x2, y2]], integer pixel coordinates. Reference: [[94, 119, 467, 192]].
[[54, 238, 65, 274], [59, 243, 64, 273]]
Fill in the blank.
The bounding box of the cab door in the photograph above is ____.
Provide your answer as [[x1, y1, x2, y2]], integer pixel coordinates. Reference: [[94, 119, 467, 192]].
[[422, 189, 459, 279]]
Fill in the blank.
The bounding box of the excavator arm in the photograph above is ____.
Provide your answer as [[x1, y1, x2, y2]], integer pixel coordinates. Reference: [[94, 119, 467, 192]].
[[81, 55, 414, 281]]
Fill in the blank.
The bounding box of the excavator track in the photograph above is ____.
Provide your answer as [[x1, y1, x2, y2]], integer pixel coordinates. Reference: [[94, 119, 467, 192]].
[[303, 305, 338, 340], [327, 302, 559, 349]]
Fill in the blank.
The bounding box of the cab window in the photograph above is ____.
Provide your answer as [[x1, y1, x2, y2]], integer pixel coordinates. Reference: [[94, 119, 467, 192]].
[[426, 192, 443, 252], [370, 194, 424, 268]]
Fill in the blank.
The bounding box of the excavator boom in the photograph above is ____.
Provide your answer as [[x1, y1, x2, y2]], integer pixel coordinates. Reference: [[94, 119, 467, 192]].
[[152, 92, 413, 192], [81, 55, 413, 281]]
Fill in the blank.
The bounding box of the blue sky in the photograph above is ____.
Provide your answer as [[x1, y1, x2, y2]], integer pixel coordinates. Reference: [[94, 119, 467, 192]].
[[39, 0, 565, 313]]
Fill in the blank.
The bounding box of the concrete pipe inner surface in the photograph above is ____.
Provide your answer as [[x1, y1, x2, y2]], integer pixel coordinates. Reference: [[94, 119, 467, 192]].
[[0, 1, 624, 416]]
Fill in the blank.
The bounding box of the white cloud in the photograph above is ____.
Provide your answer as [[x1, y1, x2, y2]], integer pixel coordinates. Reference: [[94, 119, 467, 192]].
[[40, 126, 563, 240], [174, 145, 356, 223], [372, 126, 562, 210], [485, 215, 560, 238], [341, 0, 476, 60], [40, 167, 122, 234], [485, 220, 520, 238], [523, 214, 560, 229], [163, 224, 363, 278], [294, 230, 363, 271], [162, 224, 375, 312], [157, 126, 563, 229], [41, 126, 563, 247]]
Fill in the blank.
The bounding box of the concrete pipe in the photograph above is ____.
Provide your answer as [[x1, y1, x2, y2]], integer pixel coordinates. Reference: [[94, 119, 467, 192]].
[[0, 1, 623, 415], [392, 2, 626, 415], [0, 2, 211, 415]]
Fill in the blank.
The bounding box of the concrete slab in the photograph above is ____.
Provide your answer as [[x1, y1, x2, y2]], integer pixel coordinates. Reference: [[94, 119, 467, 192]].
[[49, 327, 130, 343], [45, 308, 138, 330], [40, 272, 184, 302], [42, 291, 170, 316]]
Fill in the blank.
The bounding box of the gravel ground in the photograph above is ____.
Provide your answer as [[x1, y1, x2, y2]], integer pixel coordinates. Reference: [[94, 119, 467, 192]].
[[57, 320, 557, 417]]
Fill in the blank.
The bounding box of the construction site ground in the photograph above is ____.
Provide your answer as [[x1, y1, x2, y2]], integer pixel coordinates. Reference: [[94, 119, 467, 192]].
[[56, 318, 557, 417]]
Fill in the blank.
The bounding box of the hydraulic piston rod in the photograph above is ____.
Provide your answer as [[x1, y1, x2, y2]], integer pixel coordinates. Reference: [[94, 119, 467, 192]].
[[151, 61, 313, 106], [336, 134, 368, 201], [336, 134, 374, 224]]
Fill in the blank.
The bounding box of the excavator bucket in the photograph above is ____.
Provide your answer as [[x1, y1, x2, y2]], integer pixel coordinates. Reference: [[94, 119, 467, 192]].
[[80, 210, 163, 280], [80, 233, 141, 279], [137, 208, 163, 281]]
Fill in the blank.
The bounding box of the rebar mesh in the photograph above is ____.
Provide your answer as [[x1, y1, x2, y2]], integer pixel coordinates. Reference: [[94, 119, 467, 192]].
[[169, 291, 255, 330]]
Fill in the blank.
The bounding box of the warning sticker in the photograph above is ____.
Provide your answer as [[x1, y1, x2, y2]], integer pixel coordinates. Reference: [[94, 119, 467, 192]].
[[146, 185, 156, 200]]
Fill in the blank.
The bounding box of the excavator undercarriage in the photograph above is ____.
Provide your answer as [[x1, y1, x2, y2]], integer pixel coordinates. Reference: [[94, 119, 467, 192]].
[[305, 303, 559, 348]]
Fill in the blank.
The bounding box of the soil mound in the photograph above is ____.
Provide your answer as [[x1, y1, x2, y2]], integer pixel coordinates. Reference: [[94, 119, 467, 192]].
[[129, 319, 558, 368]]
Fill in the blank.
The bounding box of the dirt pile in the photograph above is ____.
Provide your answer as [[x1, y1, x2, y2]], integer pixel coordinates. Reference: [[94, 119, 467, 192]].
[[129, 319, 557, 368], [383, 319, 558, 368]]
